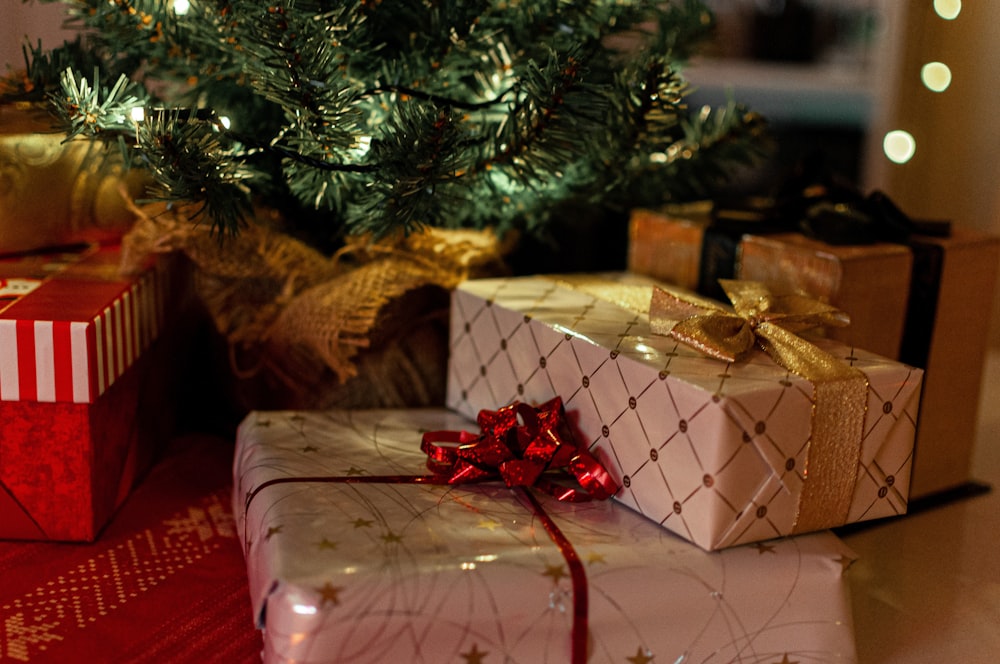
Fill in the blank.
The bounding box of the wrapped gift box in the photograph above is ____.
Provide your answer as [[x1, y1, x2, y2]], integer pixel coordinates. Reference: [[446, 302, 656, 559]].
[[737, 233, 913, 359], [234, 408, 859, 664], [446, 274, 923, 551], [630, 207, 1000, 499], [0, 105, 147, 255], [897, 228, 999, 497], [627, 204, 713, 292], [0, 244, 180, 541], [629, 206, 914, 358]]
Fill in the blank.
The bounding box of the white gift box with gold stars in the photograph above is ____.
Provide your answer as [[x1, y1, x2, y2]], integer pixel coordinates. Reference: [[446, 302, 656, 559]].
[[234, 409, 858, 664], [446, 274, 923, 551]]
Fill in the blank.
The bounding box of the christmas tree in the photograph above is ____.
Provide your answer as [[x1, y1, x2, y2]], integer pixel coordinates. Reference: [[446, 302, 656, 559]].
[[2, 0, 771, 410], [7, 0, 765, 251]]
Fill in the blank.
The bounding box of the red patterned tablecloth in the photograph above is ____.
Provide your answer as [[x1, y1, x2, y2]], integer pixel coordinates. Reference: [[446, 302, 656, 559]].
[[0, 433, 262, 663]]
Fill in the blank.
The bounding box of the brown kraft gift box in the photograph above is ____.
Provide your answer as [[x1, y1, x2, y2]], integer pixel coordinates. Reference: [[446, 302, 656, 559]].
[[896, 229, 999, 498], [627, 203, 713, 292], [737, 233, 913, 360]]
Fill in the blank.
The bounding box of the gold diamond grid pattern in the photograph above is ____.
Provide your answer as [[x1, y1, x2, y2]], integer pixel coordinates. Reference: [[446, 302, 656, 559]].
[[446, 277, 922, 550]]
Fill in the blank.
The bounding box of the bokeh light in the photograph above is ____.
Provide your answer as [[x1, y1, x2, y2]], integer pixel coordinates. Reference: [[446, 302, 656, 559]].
[[884, 130, 916, 164], [933, 0, 961, 20], [921, 62, 952, 92]]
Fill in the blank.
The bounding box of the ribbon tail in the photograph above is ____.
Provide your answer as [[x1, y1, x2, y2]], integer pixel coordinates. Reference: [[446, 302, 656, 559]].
[[755, 322, 868, 532], [669, 315, 755, 362]]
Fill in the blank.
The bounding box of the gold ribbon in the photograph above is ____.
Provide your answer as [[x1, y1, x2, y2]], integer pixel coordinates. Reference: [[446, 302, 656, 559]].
[[649, 279, 868, 533]]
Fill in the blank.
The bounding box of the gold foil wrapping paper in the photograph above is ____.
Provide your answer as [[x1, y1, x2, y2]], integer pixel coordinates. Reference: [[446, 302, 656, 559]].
[[0, 105, 146, 254]]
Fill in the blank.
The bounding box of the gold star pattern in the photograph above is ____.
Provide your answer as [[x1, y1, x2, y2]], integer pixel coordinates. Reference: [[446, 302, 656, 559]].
[[773, 655, 798, 664], [477, 519, 502, 531], [586, 552, 606, 565], [380, 531, 403, 544], [626, 646, 654, 663], [316, 582, 343, 606], [754, 542, 776, 554], [344, 466, 366, 476], [256, 419, 271, 427], [542, 564, 567, 583], [351, 517, 374, 528], [265, 525, 282, 540], [316, 537, 338, 550], [460, 643, 488, 664], [302, 445, 318, 453]]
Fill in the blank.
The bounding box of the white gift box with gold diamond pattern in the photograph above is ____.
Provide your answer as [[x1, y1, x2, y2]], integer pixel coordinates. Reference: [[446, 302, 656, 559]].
[[446, 274, 923, 551], [234, 409, 858, 664]]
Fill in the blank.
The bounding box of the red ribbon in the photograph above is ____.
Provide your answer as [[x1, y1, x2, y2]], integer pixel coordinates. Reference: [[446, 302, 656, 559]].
[[245, 399, 614, 664], [420, 397, 618, 502]]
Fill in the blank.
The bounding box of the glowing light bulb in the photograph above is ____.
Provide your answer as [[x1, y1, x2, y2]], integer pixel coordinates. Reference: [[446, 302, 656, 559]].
[[218, 115, 231, 130], [130, 107, 145, 122], [883, 130, 916, 164], [172, 0, 191, 15], [933, 0, 961, 20], [921, 62, 952, 92]]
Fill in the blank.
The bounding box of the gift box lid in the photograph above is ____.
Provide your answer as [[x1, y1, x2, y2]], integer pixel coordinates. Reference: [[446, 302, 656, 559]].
[[0, 244, 166, 404]]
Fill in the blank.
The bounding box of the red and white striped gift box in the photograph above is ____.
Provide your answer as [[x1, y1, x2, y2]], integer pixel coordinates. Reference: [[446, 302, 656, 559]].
[[0, 243, 180, 541], [0, 245, 166, 404]]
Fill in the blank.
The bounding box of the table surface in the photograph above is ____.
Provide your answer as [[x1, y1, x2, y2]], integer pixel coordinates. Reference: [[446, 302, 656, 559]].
[[843, 349, 1000, 663]]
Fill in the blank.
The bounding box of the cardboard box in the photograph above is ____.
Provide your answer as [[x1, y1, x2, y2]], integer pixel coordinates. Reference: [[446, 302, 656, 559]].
[[234, 408, 859, 664], [899, 229, 1000, 497], [627, 202, 792, 303], [0, 244, 177, 541], [446, 274, 923, 550], [737, 233, 913, 360], [627, 204, 712, 292]]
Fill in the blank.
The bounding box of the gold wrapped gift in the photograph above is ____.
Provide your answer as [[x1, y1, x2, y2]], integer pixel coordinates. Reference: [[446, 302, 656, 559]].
[[0, 104, 146, 254]]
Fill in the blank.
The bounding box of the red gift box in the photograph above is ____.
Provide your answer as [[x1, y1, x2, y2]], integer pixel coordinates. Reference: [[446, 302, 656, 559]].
[[0, 244, 179, 541]]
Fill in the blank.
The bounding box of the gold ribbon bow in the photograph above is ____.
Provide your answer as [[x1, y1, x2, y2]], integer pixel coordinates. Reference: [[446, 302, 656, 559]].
[[650, 279, 869, 534]]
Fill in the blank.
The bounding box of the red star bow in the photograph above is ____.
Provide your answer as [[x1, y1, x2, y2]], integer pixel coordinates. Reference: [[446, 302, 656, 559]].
[[421, 397, 617, 502]]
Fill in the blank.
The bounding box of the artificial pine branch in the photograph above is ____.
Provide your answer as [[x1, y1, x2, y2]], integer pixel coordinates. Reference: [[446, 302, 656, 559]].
[[50, 68, 146, 139], [5, 0, 768, 246], [135, 109, 253, 233]]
